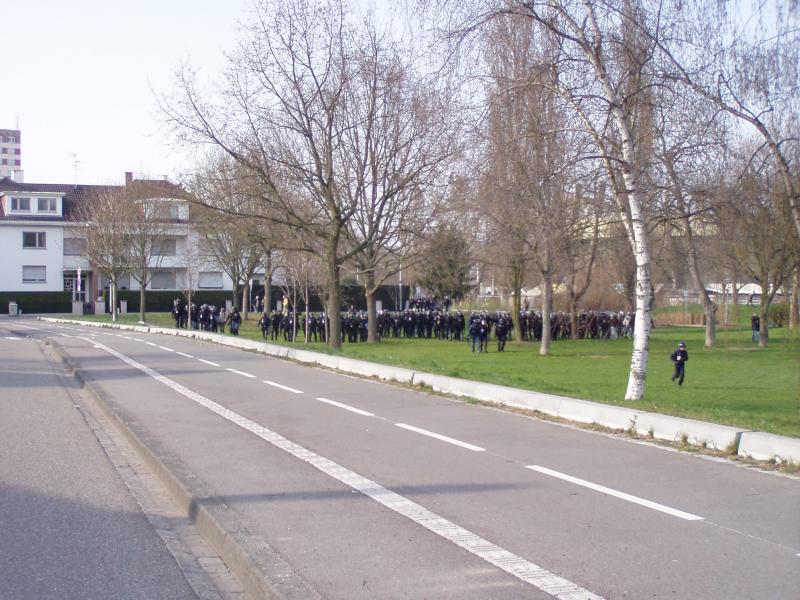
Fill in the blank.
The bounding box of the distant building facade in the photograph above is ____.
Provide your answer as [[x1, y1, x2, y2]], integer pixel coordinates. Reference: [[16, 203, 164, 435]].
[[0, 172, 242, 303], [0, 128, 22, 180]]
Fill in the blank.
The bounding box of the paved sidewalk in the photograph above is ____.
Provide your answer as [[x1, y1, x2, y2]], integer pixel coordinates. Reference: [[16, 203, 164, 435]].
[[0, 333, 200, 600]]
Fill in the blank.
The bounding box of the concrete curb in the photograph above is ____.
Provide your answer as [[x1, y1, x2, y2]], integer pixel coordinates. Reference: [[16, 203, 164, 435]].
[[49, 338, 321, 600], [39, 317, 798, 463], [738, 432, 800, 463]]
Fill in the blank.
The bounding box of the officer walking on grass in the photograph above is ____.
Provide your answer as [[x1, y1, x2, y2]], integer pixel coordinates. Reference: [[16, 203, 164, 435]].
[[670, 341, 688, 386]]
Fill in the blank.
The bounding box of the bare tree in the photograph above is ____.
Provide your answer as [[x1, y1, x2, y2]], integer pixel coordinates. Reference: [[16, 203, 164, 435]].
[[125, 181, 176, 323], [190, 162, 264, 313], [341, 23, 456, 342], [162, 0, 460, 348], [73, 186, 135, 322], [652, 91, 727, 347], [432, 0, 664, 395], [181, 223, 212, 316], [721, 150, 797, 347], [561, 184, 602, 339], [655, 0, 800, 240]]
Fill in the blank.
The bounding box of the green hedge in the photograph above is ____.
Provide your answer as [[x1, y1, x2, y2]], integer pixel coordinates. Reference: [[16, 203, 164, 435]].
[[0, 292, 72, 314], [114, 290, 236, 313], [0, 284, 412, 315]]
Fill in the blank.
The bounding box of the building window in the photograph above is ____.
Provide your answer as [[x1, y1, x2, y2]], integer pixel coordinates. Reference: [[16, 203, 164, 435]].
[[22, 265, 46, 283], [0, 147, 6, 154], [198, 271, 224, 289], [38, 197, 57, 212], [63, 238, 86, 255], [11, 197, 30, 212], [152, 238, 177, 256], [151, 270, 176, 290], [14, 148, 20, 155], [22, 231, 46, 248], [14, 160, 21, 166], [1, 159, 6, 165], [153, 203, 180, 220]]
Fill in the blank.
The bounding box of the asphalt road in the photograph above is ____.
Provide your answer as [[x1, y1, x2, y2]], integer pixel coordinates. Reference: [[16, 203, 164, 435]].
[[3, 318, 799, 599], [0, 325, 199, 600]]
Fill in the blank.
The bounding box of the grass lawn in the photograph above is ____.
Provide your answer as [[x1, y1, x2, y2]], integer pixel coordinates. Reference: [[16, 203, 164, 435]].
[[71, 311, 800, 437]]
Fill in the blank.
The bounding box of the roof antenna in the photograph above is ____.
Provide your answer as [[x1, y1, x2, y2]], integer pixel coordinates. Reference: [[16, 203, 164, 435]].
[[72, 153, 80, 185]]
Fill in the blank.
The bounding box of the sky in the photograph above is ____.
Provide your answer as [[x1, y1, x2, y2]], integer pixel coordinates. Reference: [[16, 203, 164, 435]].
[[4, 0, 252, 185]]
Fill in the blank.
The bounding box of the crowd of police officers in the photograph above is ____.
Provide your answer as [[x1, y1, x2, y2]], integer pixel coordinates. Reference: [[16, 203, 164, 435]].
[[171, 300, 242, 335], [171, 297, 635, 352]]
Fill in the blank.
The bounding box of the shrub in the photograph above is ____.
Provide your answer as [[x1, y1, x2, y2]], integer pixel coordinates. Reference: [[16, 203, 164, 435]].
[[0, 292, 72, 314]]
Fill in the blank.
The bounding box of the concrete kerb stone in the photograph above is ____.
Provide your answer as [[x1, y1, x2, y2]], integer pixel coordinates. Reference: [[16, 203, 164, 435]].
[[633, 412, 743, 451], [410, 371, 742, 451], [36, 317, 797, 462], [738, 432, 800, 463]]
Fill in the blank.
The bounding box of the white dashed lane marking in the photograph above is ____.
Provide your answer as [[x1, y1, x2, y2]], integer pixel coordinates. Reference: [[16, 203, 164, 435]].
[[145, 342, 158, 347], [316, 397, 374, 417], [527, 465, 704, 521], [80, 337, 603, 600], [158, 346, 175, 352], [395, 423, 486, 452], [176, 352, 194, 358], [198, 359, 221, 367], [263, 380, 303, 394], [226, 368, 255, 379]]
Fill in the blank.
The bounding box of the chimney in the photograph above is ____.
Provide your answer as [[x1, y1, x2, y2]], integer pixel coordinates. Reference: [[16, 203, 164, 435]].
[[125, 171, 133, 185]]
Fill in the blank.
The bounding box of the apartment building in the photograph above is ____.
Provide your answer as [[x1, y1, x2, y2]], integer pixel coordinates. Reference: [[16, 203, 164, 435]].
[[0, 172, 238, 303], [0, 128, 22, 180]]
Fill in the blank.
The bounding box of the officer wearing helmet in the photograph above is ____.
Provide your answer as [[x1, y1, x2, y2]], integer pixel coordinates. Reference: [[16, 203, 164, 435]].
[[670, 341, 689, 386]]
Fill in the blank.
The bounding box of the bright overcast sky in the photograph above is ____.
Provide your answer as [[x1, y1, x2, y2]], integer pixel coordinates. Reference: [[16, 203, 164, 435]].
[[4, 0, 252, 185]]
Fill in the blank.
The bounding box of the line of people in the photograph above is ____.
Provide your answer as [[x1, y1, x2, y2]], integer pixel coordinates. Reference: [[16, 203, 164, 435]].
[[171, 300, 242, 336], [251, 307, 635, 349]]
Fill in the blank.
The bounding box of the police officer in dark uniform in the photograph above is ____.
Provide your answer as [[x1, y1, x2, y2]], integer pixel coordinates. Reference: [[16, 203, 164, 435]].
[[670, 341, 688, 386]]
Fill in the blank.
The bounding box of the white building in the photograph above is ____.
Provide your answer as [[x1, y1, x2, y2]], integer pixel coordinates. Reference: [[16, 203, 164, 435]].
[[0, 128, 22, 180], [0, 173, 248, 308]]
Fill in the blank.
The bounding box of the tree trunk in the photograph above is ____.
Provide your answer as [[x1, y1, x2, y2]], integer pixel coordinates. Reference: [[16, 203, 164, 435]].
[[730, 270, 740, 325], [510, 260, 523, 342], [326, 249, 342, 349], [687, 243, 716, 347], [569, 295, 578, 340], [110, 281, 117, 323], [703, 303, 717, 347], [365, 269, 379, 343], [232, 283, 241, 310], [304, 278, 310, 344], [366, 288, 378, 343], [759, 297, 769, 348], [790, 267, 799, 329], [613, 120, 652, 401], [540, 271, 552, 356], [674, 162, 716, 347], [139, 271, 146, 322], [264, 251, 273, 315], [625, 240, 653, 400]]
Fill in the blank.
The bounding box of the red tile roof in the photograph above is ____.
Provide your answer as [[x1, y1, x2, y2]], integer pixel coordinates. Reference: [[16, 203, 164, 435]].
[[0, 176, 188, 220]]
